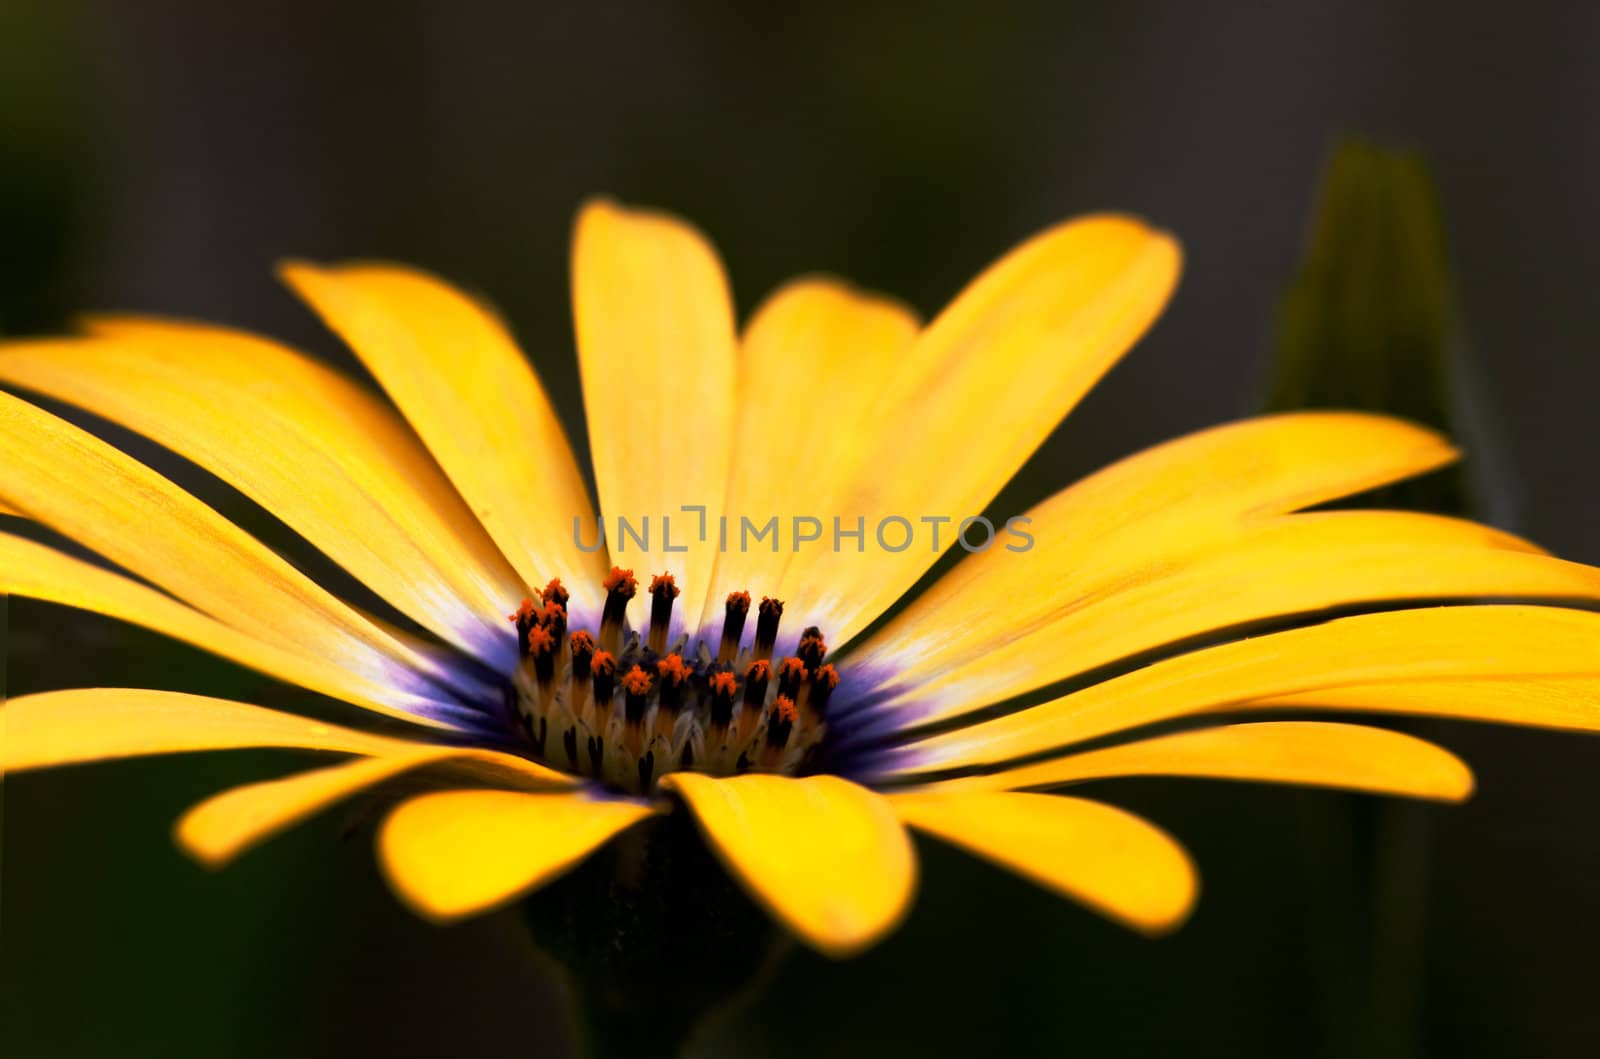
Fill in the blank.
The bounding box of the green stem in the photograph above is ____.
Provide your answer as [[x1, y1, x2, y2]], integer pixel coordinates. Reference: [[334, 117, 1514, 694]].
[[574, 990, 699, 1059], [522, 811, 784, 1059]]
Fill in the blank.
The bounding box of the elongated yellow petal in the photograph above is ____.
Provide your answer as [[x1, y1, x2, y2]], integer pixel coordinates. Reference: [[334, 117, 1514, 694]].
[[0, 394, 457, 711], [0, 532, 449, 722], [874, 511, 1594, 724], [925, 721, 1473, 801], [889, 606, 1600, 775], [797, 215, 1180, 644], [0, 320, 524, 663], [890, 792, 1196, 935], [2, 688, 407, 771], [1259, 678, 1600, 728], [854, 412, 1459, 671], [699, 278, 918, 633], [662, 773, 916, 957], [378, 789, 656, 921], [572, 200, 737, 627], [280, 261, 604, 618], [177, 748, 572, 867]]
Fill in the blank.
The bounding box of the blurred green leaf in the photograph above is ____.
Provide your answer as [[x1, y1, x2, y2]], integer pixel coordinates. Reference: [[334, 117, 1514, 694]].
[[0, 1, 104, 334], [1266, 137, 1513, 525], [1266, 137, 1510, 1059]]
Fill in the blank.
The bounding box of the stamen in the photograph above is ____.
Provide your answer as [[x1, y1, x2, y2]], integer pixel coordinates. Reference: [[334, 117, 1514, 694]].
[[591, 650, 617, 728], [501, 572, 843, 794], [742, 659, 772, 707], [588, 648, 617, 775], [796, 626, 827, 670], [622, 664, 653, 728], [760, 695, 798, 768], [718, 591, 751, 664], [809, 663, 840, 721], [539, 600, 568, 643], [707, 670, 738, 737], [647, 572, 679, 654], [541, 577, 570, 608], [570, 628, 596, 661], [754, 596, 784, 662], [568, 630, 595, 717], [793, 661, 839, 762], [600, 566, 637, 655], [527, 624, 557, 688], [654, 653, 689, 743], [537, 604, 569, 665], [509, 597, 539, 657], [775, 656, 807, 702], [620, 663, 654, 768], [738, 659, 771, 748]]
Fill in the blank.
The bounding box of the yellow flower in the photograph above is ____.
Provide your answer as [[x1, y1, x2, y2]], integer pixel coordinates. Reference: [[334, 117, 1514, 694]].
[[5, 199, 1600, 959]]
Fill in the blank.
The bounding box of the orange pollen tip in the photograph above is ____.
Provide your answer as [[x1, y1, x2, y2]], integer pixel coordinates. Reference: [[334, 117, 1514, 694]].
[[508, 597, 537, 622], [527, 626, 555, 655], [648, 572, 680, 597], [569, 630, 595, 653], [759, 596, 783, 614], [778, 657, 807, 681], [621, 665, 653, 696], [538, 601, 566, 624], [656, 653, 690, 685], [709, 671, 738, 696], [772, 695, 798, 724], [745, 659, 772, 681], [603, 566, 638, 596], [725, 590, 751, 610], [541, 577, 568, 603], [815, 663, 840, 689]]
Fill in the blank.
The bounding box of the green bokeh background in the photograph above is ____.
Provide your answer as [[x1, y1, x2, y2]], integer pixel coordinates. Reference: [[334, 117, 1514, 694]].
[[5, 2, 1600, 1056]]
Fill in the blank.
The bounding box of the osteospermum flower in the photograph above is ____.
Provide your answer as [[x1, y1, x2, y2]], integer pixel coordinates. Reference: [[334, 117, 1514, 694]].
[[6, 199, 1600, 961]]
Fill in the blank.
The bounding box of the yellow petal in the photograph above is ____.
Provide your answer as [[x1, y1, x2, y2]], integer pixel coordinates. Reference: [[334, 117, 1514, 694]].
[[873, 511, 1591, 724], [0, 393, 458, 710], [802, 215, 1180, 644], [0, 532, 448, 722], [2, 687, 408, 772], [699, 277, 918, 633], [926, 721, 1473, 801], [177, 748, 571, 867], [890, 791, 1197, 935], [890, 605, 1600, 775], [854, 411, 1458, 673], [1260, 678, 1600, 729], [572, 199, 738, 627], [279, 260, 604, 616], [662, 773, 916, 957], [0, 320, 525, 662], [378, 789, 656, 921]]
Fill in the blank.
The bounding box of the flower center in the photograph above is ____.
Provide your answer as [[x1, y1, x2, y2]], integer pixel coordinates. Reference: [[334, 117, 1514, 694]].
[[507, 567, 839, 795]]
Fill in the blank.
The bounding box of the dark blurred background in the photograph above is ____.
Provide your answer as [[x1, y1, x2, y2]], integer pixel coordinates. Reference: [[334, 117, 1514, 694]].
[[4, 1, 1599, 1056]]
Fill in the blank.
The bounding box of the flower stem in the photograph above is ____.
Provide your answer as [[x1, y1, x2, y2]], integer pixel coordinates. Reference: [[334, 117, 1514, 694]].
[[522, 810, 784, 1059]]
